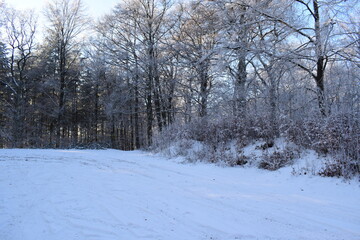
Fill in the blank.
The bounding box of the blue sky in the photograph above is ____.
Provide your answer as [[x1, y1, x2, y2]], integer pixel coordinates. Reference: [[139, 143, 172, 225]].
[[8, 0, 119, 18]]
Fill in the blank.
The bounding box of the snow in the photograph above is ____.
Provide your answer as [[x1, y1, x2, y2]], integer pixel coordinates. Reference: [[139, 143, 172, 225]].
[[0, 149, 359, 240]]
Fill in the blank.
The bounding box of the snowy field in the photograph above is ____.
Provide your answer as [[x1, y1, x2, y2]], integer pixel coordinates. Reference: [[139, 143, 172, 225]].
[[0, 149, 359, 240]]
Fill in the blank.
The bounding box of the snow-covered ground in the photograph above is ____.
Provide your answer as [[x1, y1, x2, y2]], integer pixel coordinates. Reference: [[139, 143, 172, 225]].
[[0, 149, 359, 240]]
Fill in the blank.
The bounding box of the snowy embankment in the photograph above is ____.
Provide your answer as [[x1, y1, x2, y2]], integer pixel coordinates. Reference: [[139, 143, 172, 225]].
[[0, 149, 359, 240]]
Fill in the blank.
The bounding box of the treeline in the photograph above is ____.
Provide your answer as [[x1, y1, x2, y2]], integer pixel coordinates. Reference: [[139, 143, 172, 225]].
[[0, 0, 359, 151]]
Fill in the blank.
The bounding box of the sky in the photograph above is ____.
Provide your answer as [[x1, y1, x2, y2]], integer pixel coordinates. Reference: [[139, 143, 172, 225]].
[[7, 0, 119, 19]]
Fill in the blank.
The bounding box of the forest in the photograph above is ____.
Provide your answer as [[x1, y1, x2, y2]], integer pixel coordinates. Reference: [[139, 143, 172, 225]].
[[0, 0, 359, 177]]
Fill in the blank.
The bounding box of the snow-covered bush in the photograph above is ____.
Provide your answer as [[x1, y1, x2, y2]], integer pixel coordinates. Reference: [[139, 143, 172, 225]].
[[151, 121, 189, 154], [319, 154, 360, 179], [258, 146, 301, 171], [152, 115, 277, 164], [318, 158, 345, 178], [152, 111, 359, 178], [285, 112, 360, 177], [228, 153, 250, 167]]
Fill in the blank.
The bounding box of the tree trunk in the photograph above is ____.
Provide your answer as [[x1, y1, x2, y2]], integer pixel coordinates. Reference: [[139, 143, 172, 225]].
[[134, 77, 141, 149], [234, 53, 247, 117], [146, 81, 153, 146], [313, 0, 327, 116], [57, 42, 66, 148], [233, 5, 248, 118], [199, 62, 209, 118]]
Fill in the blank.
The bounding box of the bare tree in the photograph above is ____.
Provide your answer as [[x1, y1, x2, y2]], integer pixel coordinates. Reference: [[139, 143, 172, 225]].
[[44, 0, 87, 147], [258, 0, 354, 116], [1, 8, 36, 147], [97, 0, 173, 146], [210, 0, 263, 118], [96, 2, 146, 148], [175, 0, 218, 118]]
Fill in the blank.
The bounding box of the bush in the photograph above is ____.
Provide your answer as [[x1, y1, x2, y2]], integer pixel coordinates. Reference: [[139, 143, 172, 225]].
[[228, 154, 250, 167], [259, 146, 300, 171], [285, 112, 360, 177], [152, 115, 277, 165], [319, 156, 360, 179], [318, 159, 344, 178], [152, 111, 360, 178]]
